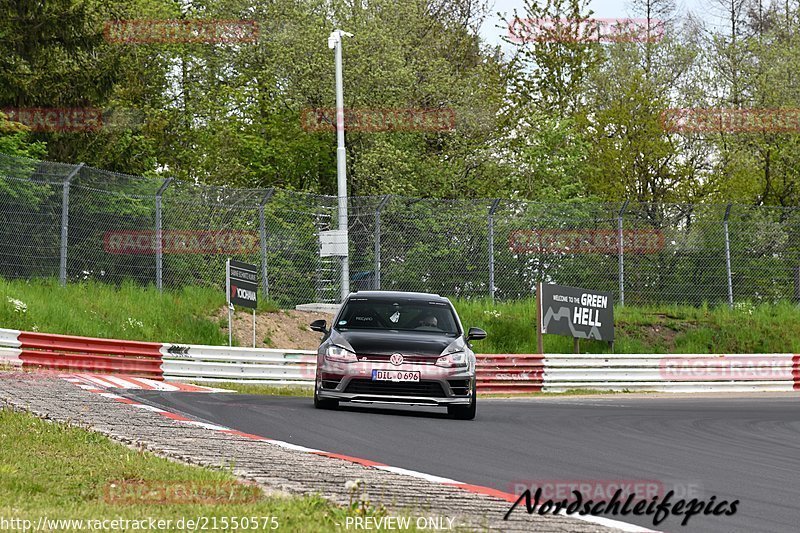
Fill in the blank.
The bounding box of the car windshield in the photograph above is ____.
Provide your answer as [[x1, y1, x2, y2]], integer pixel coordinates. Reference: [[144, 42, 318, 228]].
[[336, 298, 460, 335]]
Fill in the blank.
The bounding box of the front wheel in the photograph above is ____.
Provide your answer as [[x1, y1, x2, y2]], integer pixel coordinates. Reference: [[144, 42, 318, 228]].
[[314, 380, 339, 410], [447, 381, 476, 420]]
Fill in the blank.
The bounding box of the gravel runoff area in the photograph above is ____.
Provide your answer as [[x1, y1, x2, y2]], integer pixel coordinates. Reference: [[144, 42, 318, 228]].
[[0, 373, 624, 532]]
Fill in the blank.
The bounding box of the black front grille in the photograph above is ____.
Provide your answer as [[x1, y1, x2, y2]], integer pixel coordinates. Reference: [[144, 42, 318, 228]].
[[355, 353, 436, 365], [321, 379, 341, 390], [344, 379, 446, 398], [448, 379, 470, 396]]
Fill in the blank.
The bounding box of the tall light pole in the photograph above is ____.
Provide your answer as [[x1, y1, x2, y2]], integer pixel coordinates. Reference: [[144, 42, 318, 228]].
[[328, 29, 352, 302]]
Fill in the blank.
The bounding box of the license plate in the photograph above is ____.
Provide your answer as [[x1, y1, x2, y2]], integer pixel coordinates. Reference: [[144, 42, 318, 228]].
[[372, 370, 420, 382]]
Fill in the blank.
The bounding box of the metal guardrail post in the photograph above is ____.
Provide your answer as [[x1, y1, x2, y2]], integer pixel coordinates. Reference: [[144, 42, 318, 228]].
[[618, 199, 630, 306], [155, 178, 173, 291], [59, 163, 84, 286], [259, 188, 275, 299], [374, 195, 391, 290], [488, 199, 501, 301], [724, 203, 734, 308]]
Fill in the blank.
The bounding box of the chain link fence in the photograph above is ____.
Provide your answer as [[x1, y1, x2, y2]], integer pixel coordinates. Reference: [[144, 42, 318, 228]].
[[2, 152, 800, 307]]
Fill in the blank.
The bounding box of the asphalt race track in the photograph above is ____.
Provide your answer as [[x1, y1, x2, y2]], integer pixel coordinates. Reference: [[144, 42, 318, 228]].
[[124, 391, 800, 533]]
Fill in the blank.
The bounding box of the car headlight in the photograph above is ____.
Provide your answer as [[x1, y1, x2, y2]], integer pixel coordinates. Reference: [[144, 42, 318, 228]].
[[325, 344, 357, 363], [435, 351, 467, 368]]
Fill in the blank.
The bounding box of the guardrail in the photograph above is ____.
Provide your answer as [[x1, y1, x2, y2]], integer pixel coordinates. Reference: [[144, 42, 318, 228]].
[[475, 354, 543, 393], [544, 354, 800, 393], [160, 343, 316, 386], [0, 328, 21, 367], [2, 328, 797, 393], [1, 328, 163, 377]]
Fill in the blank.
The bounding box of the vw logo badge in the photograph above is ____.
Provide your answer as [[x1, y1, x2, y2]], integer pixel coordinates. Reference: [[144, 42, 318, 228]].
[[390, 353, 404, 366]]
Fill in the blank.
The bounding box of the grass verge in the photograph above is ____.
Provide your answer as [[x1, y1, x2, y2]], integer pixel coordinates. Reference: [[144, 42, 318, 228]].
[[0, 278, 278, 346], [195, 382, 314, 397], [2, 278, 799, 353], [0, 407, 416, 532], [455, 298, 800, 354], [196, 382, 628, 399]]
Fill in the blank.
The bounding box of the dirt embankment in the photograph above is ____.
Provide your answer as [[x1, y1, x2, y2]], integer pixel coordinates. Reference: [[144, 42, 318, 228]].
[[214, 308, 331, 350]]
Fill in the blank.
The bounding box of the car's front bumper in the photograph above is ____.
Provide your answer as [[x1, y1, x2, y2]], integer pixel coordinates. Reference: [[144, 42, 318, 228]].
[[316, 359, 474, 406]]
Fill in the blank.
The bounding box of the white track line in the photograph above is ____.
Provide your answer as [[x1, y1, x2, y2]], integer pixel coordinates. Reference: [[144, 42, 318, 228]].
[[374, 465, 461, 484], [78, 374, 120, 389], [128, 377, 180, 391], [102, 375, 143, 389]]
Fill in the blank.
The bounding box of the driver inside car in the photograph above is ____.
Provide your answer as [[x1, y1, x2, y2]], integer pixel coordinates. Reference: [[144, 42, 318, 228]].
[[415, 314, 440, 330]]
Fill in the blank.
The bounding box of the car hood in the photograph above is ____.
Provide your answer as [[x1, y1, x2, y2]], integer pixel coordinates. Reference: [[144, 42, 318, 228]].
[[330, 329, 463, 357]]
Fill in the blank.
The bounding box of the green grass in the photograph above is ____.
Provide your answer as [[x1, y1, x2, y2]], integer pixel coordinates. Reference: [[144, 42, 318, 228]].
[[454, 298, 800, 354], [202, 382, 629, 399], [0, 278, 279, 346], [1, 278, 799, 353], [0, 408, 418, 532], [196, 383, 314, 397]]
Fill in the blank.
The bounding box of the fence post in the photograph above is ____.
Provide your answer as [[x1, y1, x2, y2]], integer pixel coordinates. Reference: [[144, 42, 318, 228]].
[[155, 178, 173, 291], [59, 163, 84, 286], [795, 266, 800, 304], [488, 199, 501, 301], [618, 199, 630, 306], [724, 203, 733, 308], [373, 195, 391, 290], [259, 188, 275, 299]]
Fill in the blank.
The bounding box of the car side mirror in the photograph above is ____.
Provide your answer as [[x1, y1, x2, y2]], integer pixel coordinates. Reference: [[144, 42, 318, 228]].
[[466, 327, 487, 341], [310, 319, 328, 333]]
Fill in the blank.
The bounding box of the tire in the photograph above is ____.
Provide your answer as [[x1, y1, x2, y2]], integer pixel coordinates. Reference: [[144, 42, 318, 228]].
[[448, 381, 476, 420], [314, 380, 339, 410]]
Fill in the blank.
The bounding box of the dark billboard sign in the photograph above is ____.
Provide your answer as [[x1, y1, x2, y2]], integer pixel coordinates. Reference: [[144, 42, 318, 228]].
[[227, 259, 258, 309], [539, 283, 614, 341]]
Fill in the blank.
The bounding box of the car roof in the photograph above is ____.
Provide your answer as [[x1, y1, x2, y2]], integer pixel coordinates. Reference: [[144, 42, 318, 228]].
[[347, 290, 449, 302]]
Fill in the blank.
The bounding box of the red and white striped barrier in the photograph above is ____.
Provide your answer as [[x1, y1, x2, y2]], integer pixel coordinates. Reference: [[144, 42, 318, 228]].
[[2, 328, 798, 394], [0, 328, 163, 378], [63, 374, 225, 392]]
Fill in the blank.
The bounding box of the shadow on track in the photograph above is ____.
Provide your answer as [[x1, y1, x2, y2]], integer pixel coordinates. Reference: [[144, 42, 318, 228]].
[[328, 403, 455, 420]]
